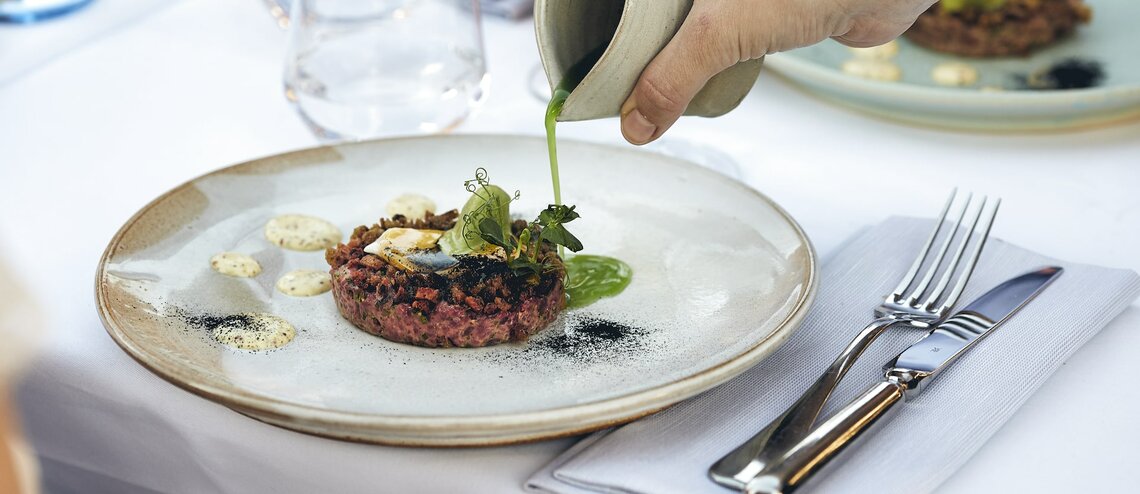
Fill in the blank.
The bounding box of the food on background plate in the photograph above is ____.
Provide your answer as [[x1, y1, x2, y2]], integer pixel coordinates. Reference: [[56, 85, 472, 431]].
[[931, 61, 980, 86], [846, 40, 899, 61], [209, 252, 262, 278], [264, 214, 343, 251], [841, 58, 902, 82], [275, 269, 333, 297], [841, 42, 904, 83], [326, 169, 586, 348], [905, 0, 1092, 57]]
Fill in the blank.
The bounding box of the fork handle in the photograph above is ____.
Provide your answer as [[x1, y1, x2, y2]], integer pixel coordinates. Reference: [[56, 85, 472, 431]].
[[744, 380, 905, 494], [709, 317, 900, 489]]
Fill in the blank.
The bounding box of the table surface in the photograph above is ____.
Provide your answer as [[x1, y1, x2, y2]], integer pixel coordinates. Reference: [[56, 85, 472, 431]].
[[1, 0, 1137, 492]]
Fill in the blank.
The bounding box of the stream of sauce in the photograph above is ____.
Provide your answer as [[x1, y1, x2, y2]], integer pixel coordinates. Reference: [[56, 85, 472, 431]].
[[544, 47, 633, 308]]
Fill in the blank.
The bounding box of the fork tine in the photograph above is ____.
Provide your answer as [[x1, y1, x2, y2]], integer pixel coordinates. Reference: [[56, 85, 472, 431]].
[[902, 191, 971, 306], [930, 198, 1000, 314], [889, 188, 958, 301], [920, 195, 987, 310]]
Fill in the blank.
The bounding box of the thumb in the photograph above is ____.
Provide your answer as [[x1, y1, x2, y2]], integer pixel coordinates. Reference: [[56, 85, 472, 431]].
[[621, 10, 736, 145]]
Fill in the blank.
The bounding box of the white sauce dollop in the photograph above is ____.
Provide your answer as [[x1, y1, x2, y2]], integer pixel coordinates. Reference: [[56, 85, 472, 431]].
[[276, 269, 332, 297], [209, 252, 262, 278], [264, 214, 342, 251], [213, 313, 296, 351], [385, 193, 437, 220], [932, 62, 979, 87], [842, 59, 902, 82], [847, 40, 899, 61]]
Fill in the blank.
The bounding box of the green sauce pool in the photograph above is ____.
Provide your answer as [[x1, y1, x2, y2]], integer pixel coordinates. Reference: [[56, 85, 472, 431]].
[[545, 47, 633, 309], [563, 255, 633, 309]]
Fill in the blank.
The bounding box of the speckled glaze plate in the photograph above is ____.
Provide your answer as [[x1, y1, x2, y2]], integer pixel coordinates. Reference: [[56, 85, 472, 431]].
[[96, 135, 816, 446], [767, 0, 1140, 130]]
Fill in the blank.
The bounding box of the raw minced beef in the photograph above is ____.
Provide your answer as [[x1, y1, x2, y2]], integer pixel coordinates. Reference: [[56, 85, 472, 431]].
[[325, 211, 565, 348]]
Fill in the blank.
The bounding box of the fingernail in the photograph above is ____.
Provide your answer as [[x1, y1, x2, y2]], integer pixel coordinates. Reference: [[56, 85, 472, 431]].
[[620, 96, 637, 117], [621, 108, 656, 145]]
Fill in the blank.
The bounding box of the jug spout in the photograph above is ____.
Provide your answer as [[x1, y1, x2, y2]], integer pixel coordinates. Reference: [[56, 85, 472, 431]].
[[535, 0, 763, 122]]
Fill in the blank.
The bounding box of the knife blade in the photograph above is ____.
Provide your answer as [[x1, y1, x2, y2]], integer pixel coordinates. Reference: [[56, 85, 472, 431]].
[[742, 266, 1063, 494]]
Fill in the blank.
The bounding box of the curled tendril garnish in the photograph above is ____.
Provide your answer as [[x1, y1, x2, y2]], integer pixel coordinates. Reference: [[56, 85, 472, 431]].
[[456, 167, 523, 251], [463, 167, 490, 194]]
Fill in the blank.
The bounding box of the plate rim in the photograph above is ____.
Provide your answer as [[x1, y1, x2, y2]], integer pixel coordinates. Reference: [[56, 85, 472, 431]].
[[766, 47, 1140, 105], [95, 134, 818, 446]]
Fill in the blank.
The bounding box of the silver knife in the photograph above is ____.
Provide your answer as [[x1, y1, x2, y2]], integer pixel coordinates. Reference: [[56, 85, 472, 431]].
[[742, 266, 1063, 494]]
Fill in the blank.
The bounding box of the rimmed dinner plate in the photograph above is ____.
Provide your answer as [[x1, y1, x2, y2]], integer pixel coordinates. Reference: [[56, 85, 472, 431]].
[[766, 0, 1140, 131], [96, 135, 816, 446]]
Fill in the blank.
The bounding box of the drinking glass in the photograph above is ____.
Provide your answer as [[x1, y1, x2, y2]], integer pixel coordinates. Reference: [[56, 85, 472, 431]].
[[284, 0, 489, 141], [0, 0, 94, 23], [263, 0, 290, 29]]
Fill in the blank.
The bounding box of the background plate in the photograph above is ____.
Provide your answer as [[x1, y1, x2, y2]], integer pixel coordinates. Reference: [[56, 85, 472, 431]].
[[766, 0, 1140, 131], [96, 135, 816, 446]]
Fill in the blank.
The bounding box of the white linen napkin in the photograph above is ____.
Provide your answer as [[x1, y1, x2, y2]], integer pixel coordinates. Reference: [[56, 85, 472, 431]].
[[528, 216, 1140, 494], [0, 0, 171, 85]]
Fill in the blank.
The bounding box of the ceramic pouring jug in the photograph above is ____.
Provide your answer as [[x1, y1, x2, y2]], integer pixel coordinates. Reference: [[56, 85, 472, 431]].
[[535, 0, 765, 121]]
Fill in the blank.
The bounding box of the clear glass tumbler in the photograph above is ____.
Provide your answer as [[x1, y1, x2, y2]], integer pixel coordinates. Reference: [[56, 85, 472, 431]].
[[284, 0, 489, 141], [0, 0, 94, 23]]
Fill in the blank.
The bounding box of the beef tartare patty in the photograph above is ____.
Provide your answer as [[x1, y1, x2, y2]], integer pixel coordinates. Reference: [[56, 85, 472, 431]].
[[905, 0, 1092, 58], [325, 211, 565, 348]]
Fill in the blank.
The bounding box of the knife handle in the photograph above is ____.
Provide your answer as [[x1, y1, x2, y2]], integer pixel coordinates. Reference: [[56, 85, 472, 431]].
[[710, 318, 901, 489], [745, 379, 905, 494]]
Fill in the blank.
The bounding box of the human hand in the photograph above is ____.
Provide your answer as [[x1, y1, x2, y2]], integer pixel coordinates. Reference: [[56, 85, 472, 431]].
[[619, 0, 936, 144]]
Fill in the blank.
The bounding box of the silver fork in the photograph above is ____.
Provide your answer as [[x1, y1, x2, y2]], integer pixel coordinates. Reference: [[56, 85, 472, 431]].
[[709, 189, 1000, 490]]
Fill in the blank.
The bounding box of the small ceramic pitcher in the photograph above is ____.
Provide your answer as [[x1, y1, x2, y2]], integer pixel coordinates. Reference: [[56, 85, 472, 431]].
[[535, 0, 764, 121]]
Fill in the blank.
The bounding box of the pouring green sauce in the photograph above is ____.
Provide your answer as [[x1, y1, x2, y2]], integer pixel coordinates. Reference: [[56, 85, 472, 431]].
[[545, 47, 633, 308], [544, 45, 602, 206]]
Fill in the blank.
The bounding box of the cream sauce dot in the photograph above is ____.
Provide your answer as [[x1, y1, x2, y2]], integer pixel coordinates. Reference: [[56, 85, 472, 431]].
[[264, 214, 342, 251], [213, 313, 296, 351], [209, 252, 262, 278], [932, 62, 979, 87], [276, 269, 332, 297], [842, 59, 902, 82], [385, 193, 437, 220], [847, 40, 899, 60]]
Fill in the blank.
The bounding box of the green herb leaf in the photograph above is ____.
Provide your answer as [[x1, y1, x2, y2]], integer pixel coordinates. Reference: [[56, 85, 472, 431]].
[[477, 217, 515, 250], [439, 169, 515, 256], [539, 224, 584, 252], [441, 168, 590, 277], [538, 204, 579, 226], [507, 257, 544, 277], [536, 204, 583, 252], [517, 228, 533, 257]]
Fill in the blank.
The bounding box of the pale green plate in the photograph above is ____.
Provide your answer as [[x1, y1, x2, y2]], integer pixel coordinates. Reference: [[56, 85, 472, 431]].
[[766, 0, 1140, 131]]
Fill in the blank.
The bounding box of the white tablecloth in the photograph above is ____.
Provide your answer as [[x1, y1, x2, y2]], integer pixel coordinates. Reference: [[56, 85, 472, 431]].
[[1, 0, 1137, 492]]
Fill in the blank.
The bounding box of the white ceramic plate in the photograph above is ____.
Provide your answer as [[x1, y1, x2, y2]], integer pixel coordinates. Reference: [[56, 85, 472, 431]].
[[97, 135, 816, 446], [766, 0, 1140, 130]]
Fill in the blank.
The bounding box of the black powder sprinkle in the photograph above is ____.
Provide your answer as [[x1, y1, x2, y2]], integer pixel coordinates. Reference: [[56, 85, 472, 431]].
[[524, 316, 648, 362], [1016, 58, 1105, 90], [170, 307, 292, 335], [171, 306, 253, 332]]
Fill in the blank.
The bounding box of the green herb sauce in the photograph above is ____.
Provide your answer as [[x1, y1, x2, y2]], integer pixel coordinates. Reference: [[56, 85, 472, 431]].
[[545, 45, 605, 207], [545, 89, 568, 207], [564, 255, 633, 309], [544, 47, 634, 308]]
